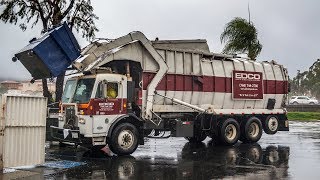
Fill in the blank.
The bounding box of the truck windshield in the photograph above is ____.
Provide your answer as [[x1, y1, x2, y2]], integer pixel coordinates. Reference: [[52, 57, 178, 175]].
[[72, 78, 95, 104], [62, 79, 76, 103]]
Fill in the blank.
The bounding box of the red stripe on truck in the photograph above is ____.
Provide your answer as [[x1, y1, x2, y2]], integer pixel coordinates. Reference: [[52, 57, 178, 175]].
[[142, 72, 288, 94]]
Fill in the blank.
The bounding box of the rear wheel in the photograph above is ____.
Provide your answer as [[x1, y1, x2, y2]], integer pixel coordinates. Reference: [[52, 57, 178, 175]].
[[240, 117, 263, 143], [217, 118, 240, 145], [263, 115, 279, 134], [109, 123, 139, 155]]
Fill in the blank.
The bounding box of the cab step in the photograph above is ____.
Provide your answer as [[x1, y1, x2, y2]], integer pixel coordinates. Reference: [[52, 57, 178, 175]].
[[92, 136, 106, 146]]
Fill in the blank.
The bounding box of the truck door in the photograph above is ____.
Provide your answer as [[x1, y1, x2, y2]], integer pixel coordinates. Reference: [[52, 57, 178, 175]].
[[92, 78, 126, 134]]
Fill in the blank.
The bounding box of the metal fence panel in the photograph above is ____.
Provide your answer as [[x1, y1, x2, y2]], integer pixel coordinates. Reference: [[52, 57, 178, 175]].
[[286, 104, 320, 112], [5, 96, 47, 126], [0, 95, 47, 168], [3, 127, 46, 167]]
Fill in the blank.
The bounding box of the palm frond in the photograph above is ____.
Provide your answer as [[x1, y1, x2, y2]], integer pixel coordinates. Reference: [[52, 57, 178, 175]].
[[220, 17, 262, 60]]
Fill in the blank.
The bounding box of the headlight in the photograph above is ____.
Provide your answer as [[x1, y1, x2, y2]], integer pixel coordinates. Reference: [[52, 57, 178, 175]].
[[79, 118, 86, 124], [58, 115, 63, 121]]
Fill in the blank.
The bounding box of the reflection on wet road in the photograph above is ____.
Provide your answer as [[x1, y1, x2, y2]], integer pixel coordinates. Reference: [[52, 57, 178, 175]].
[[28, 121, 320, 179], [44, 143, 289, 179]]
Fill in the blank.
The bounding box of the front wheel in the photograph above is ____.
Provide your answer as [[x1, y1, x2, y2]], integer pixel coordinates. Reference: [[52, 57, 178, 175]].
[[109, 123, 139, 155]]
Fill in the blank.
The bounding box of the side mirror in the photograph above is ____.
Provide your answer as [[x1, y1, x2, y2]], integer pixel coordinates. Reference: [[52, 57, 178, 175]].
[[97, 83, 103, 98], [102, 82, 108, 98]]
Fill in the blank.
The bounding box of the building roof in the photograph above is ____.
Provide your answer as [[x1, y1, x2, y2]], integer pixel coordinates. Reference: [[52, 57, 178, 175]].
[[1, 81, 20, 84]]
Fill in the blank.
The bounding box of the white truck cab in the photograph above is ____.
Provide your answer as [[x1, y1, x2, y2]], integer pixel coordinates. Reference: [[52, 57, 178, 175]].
[[52, 72, 144, 155]]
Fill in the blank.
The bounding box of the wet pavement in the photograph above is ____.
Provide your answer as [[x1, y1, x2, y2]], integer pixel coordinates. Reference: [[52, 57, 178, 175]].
[[3, 121, 320, 179]]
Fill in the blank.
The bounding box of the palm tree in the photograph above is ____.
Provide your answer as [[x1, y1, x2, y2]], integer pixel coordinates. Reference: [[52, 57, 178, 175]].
[[220, 17, 262, 60]]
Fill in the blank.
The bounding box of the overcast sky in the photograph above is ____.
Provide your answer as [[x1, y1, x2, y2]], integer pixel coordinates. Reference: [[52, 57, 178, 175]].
[[0, 0, 319, 80]]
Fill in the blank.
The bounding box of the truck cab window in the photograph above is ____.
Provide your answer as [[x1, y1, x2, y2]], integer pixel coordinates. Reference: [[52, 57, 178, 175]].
[[96, 81, 119, 99], [62, 79, 76, 103], [107, 83, 118, 98], [72, 78, 95, 103]]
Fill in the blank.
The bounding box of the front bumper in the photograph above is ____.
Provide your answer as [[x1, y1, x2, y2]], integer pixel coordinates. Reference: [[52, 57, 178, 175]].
[[50, 126, 82, 144]]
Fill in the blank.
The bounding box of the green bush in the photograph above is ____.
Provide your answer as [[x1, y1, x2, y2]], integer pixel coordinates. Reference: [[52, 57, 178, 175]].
[[287, 112, 320, 121]]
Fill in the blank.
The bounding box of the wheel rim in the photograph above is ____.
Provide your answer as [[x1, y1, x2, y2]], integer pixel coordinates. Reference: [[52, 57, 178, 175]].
[[248, 122, 260, 138], [268, 117, 278, 132], [225, 124, 237, 141], [118, 130, 135, 150]]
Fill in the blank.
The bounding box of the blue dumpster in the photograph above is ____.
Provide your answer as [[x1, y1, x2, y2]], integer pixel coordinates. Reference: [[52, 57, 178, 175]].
[[15, 22, 81, 79]]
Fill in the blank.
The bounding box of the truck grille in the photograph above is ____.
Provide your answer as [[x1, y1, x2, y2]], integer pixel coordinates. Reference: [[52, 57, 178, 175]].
[[63, 105, 77, 129]]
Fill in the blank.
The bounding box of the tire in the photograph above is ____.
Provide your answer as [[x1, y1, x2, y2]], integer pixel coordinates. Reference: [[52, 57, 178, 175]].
[[109, 123, 139, 156], [217, 118, 240, 145], [263, 115, 279, 135], [240, 117, 263, 143], [185, 131, 207, 143], [292, 101, 298, 105], [309, 102, 315, 105]]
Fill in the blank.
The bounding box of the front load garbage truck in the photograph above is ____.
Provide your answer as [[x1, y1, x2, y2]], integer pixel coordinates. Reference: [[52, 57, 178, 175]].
[[14, 25, 289, 155]]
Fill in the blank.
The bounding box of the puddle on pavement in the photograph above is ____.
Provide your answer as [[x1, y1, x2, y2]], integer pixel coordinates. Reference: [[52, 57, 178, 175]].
[[11, 121, 320, 179], [43, 140, 289, 180]]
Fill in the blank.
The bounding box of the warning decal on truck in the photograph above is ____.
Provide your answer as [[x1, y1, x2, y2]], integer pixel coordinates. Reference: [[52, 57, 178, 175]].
[[232, 70, 263, 99]]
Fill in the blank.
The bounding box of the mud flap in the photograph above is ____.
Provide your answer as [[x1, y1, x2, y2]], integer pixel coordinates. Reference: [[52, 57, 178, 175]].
[[278, 115, 289, 131], [172, 121, 194, 137]]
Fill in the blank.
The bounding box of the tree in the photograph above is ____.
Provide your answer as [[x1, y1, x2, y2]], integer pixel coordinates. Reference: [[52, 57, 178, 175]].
[[220, 17, 262, 60], [0, 0, 99, 104], [291, 70, 308, 95], [304, 59, 320, 99], [290, 59, 320, 99]]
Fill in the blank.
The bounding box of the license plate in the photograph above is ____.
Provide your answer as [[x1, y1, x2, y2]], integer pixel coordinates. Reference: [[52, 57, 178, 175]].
[[71, 132, 79, 138]]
